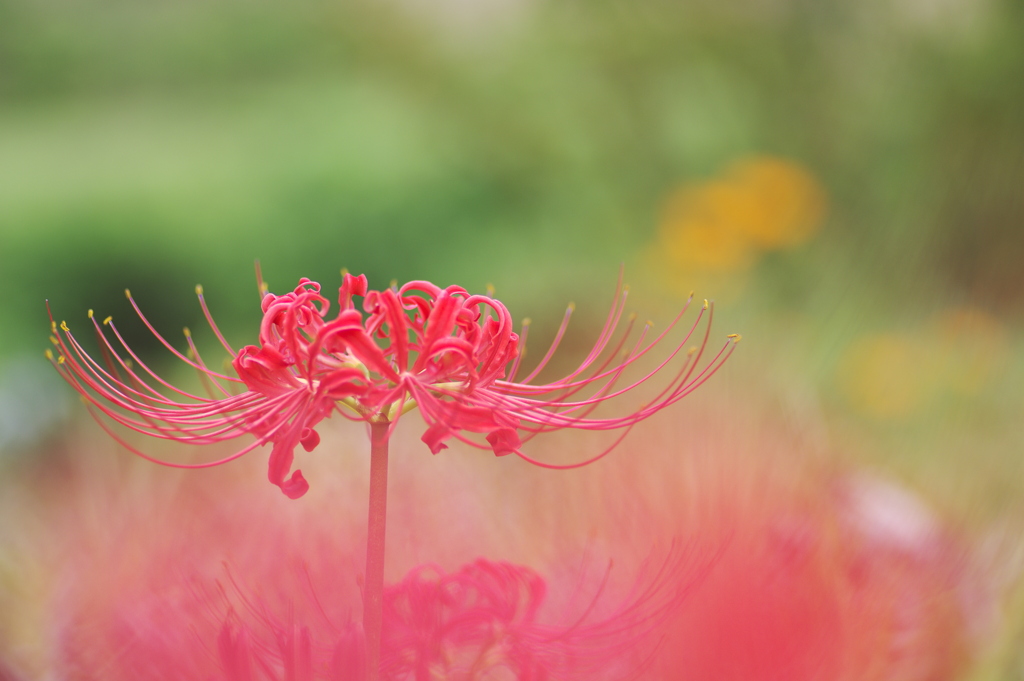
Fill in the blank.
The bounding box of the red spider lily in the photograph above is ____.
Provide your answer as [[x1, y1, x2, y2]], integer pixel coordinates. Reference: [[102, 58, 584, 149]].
[[379, 552, 697, 681], [60, 540, 695, 681], [47, 270, 737, 498]]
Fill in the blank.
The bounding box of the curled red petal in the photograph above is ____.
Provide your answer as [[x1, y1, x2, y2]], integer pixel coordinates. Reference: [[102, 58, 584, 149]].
[[233, 345, 298, 398], [317, 368, 369, 401], [328, 311, 401, 382], [339, 272, 368, 309], [278, 470, 309, 499], [267, 418, 316, 498], [486, 427, 521, 457], [413, 289, 465, 371], [421, 422, 450, 454], [300, 427, 320, 452]]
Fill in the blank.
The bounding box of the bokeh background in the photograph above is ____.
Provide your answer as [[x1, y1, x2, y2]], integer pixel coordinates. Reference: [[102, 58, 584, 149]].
[[1, 0, 1023, 678]]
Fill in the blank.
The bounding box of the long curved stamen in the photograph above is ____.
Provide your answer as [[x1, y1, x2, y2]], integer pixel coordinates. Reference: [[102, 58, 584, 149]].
[[184, 328, 233, 399], [80, 400, 285, 468], [513, 314, 645, 440], [494, 297, 700, 397], [518, 303, 575, 385], [124, 290, 241, 383], [195, 284, 238, 357], [506, 318, 531, 383]]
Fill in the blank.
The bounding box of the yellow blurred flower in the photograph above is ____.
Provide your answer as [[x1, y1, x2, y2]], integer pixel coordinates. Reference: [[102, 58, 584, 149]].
[[836, 307, 1009, 420], [657, 155, 827, 273], [659, 182, 759, 271], [722, 156, 827, 250], [836, 332, 945, 420]]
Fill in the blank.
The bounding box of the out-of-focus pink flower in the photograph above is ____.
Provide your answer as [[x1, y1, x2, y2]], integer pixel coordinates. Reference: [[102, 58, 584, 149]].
[[48, 271, 736, 498], [382, 560, 552, 679], [46, 403, 991, 681], [61, 556, 686, 681], [381, 552, 693, 681], [643, 472, 982, 681], [51, 463, 694, 681]]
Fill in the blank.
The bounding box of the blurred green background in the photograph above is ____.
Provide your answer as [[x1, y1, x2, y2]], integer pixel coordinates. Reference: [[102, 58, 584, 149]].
[[1, 0, 1023, 672], [2, 0, 1023, 478]]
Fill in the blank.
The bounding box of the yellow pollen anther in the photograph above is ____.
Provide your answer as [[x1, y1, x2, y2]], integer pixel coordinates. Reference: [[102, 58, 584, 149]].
[[727, 333, 742, 343], [259, 282, 269, 295], [703, 299, 709, 310], [103, 316, 112, 325], [689, 291, 695, 299], [49, 335, 59, 345], [389, 279, 398, 290], [486, 283, 495, 297], [60, 321, 69, 332], [340, 267, 349, 276], [195, 284, 204, 296], [628, 312, 638, 321], [51, 321, 57, 332], [125, 289, 131, 298], [522, 317, 532, 327], [44, 349, 53, 360], [567, 302, 576, 312], [186, 349, 195, 359], [57, 355, 65, 364], [646, 320, 655, 327], [688, 347, 697, 355], [88, 309, 94, 318], [183, 327, 191, 338]]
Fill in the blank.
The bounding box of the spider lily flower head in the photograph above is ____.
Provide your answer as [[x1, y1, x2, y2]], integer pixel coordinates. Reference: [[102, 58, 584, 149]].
[[47, 270, 737, 498]]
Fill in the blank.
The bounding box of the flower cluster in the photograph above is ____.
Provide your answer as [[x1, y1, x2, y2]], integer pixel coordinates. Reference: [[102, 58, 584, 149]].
[[60, 554, 687, 681], [48, 271, 736, 497], [381, 555, 687, 680]]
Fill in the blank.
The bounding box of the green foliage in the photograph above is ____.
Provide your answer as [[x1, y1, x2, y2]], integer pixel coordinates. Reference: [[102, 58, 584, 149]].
[[0, 0, 1021, 370]]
